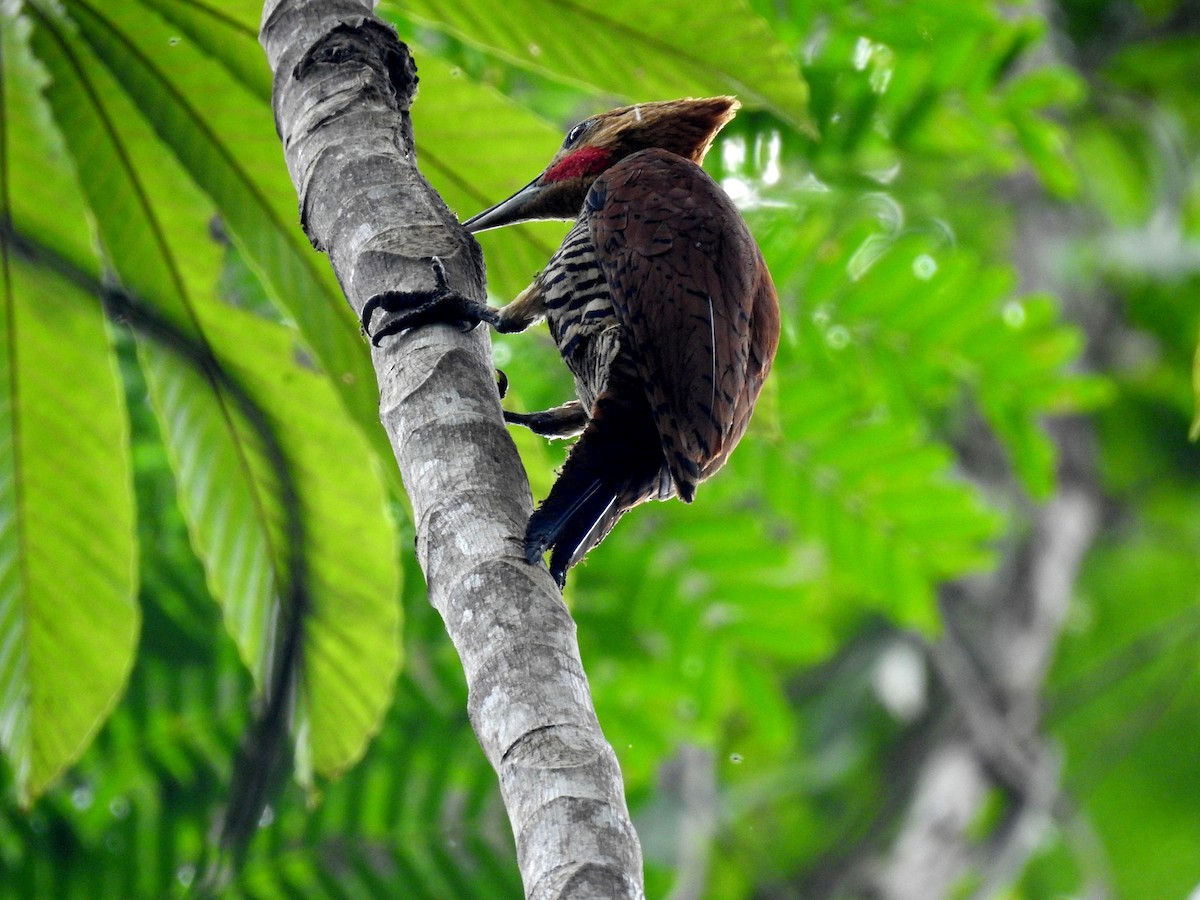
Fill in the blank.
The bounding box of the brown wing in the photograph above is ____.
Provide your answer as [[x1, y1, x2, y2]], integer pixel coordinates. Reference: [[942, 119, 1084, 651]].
[[587, 148, 778, 501]]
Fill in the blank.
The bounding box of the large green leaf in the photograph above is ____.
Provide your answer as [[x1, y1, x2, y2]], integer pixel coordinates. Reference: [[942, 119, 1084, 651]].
[[0, 255, 139, 806], [0, 11, 138, 807], [394, 0, 814, 134], [60, 0, 390, 469], [29, 2, 400, 780], [141, 307, 402, 780], [139, 0, 273, 101], [0, 12, 96, 278]]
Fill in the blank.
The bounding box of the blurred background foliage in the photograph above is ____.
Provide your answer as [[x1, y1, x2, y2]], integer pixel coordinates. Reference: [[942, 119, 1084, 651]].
[[0, 0, 1198, 896]]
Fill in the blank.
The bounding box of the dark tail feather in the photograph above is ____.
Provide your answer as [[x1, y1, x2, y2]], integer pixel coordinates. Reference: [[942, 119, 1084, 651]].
[[525, 476, 608, 564], [526, 475, 623, 587], [525, 375, 665, 586]]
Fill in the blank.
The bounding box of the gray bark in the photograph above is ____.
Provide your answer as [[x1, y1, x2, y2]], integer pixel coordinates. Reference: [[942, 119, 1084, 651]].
[[258, 2, 644, 896]]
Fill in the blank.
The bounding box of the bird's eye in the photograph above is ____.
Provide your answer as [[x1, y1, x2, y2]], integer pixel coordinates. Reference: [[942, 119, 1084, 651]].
[[563, 120, 590, 149]]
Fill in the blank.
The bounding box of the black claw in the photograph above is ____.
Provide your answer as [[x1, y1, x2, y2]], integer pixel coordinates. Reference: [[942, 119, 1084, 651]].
[[361, 256, 498, 344], [496, 369, 509, 399], [359, 292, 388, 333], [428, 255, 451, 292]]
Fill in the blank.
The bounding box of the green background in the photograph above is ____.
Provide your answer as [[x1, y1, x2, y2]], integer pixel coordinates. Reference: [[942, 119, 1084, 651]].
[[0, 0, 1197, 896]]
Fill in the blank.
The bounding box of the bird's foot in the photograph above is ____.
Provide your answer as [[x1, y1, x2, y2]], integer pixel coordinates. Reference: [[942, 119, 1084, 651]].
[[362, 257, 500, 345]]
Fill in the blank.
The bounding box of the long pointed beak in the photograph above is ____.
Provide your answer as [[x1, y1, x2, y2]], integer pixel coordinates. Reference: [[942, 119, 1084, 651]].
[[461, 177, 545, 233]]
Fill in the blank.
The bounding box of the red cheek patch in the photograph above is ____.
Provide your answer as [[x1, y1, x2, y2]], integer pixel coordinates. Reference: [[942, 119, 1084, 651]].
[[544, 147, 612, 182]]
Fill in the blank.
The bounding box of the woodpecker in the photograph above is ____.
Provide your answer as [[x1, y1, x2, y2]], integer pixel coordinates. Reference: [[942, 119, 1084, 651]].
[[364, 97, 780, 586]]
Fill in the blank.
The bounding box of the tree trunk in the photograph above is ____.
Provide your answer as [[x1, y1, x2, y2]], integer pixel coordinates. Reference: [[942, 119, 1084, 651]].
[[258, 3, 644, 896]]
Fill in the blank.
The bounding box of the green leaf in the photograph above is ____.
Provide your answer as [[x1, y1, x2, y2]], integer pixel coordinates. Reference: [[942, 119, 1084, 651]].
[[393, 0, 815, 135], [215, 317, 402, 782], [138, 0, 273, 101], [1074, 121, 1155, 227], [0, 12, 96, 279], [767, 376, 999, 627], [61, 0, 390, 469], [758, 198, 1094, 499], [0, 10, 138, 807], [141, 307, 402, 779], [29, 4, 400, 779], [1010, 110, 1079, 199], [0, 257, 139, 805]]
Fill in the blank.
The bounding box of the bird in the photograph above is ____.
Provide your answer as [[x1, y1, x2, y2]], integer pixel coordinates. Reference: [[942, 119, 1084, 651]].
[[363, 97, 780, 587]]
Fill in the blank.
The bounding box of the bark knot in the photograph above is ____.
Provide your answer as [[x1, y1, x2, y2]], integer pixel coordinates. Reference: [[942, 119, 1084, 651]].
[[293, 19, 418, 111]]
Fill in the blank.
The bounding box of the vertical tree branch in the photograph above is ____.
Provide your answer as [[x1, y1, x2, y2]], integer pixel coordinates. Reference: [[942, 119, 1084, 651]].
[[258, 2, 644, 896]]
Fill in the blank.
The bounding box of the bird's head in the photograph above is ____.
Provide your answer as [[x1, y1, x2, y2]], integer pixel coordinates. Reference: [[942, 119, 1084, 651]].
[[462, 96, 739, 233]]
